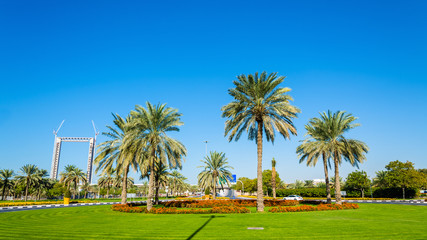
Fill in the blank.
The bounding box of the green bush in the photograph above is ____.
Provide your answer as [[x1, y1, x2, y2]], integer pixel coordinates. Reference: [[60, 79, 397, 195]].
[[373, 187, 418, 199], [276, 188, 330, 197], [64, 190, 71, 198]]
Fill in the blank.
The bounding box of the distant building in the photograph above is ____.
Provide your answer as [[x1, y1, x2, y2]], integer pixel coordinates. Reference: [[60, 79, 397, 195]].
[[313, 179, 326, 185]]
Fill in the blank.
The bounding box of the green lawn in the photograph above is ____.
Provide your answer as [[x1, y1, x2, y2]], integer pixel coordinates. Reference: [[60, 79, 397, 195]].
[[0, 204, 425, 239]]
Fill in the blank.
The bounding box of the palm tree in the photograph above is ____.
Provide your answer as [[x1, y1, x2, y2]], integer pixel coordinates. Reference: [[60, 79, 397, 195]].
[[59, 165, 87, 199], [297, 119, 334, 203], [34, 169, 49, 200], [198, 151, 233, 200], [373, 170, 388, 188], [98, 168, 115, 198], [95, 113, 139, 204], [0, 169, 14, 200], [222, 72, 300, 211], [306, 111, 369, 204], [16, 164, 38, 201], [168, 170, 186, 197], [271, 158, 277, 199], [129, 102, 187, 210]]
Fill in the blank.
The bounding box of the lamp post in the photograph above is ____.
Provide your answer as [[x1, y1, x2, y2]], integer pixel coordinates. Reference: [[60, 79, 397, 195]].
[[237, 180, 244, 195]]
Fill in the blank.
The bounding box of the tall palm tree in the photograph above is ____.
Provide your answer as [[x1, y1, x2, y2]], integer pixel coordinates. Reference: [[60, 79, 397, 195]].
[[129, 102, 187, 210], [271, 158, 277, 199], [0, 169, 14, 200], [198, 151, 233, 200], [16, 164, 39, 201], [95, 113, 139, 204], [222, 72, 300, 211], [305, 111, 369, 204], [297, 119, 333, 203]]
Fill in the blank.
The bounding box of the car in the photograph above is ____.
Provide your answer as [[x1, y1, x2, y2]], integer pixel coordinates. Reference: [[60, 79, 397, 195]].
[[283, 195, 303, 201]]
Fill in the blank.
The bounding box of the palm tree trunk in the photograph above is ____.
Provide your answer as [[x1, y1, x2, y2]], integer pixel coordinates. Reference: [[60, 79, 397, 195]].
[[272, 167, 276, 199], [121, 166, 129, 205], [2, 185, 6, 201], [333, 153, 342, 205], [322, 153, 332, 204], [256, 120, 264, 212], [147, 164, 155, 210], [155, 184, 159, 204], [25, 180, 29, 202], [213, 178, 216, 200], [107, 187, 110, 199]]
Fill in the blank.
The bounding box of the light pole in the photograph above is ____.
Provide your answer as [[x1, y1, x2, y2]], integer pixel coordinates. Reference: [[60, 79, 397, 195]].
[[237, 180, 244, 195], [204, 141, 208, 156]]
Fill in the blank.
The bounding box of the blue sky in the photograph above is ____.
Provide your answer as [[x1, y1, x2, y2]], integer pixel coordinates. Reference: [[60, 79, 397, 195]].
[[0, 1, 426, 185]]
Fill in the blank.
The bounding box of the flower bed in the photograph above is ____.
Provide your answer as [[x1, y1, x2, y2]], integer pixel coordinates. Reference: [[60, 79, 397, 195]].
[[111, 204, 250, 214], [269, 203, 359, 213], [0, 200, 99, 207], [164, 199, 298, 208]]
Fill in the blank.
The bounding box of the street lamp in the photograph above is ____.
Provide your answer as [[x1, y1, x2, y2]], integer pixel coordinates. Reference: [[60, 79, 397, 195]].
[[237, 180, 244, 195]]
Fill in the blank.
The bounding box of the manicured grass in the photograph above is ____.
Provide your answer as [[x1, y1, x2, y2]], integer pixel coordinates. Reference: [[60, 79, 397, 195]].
[[0, 204, 426, 239]]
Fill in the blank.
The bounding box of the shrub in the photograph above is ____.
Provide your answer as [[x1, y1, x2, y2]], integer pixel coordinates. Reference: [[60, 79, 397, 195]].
[[64, 190, 71, 198], [276, 188, 329, 198], [163, 199, 298, 208]]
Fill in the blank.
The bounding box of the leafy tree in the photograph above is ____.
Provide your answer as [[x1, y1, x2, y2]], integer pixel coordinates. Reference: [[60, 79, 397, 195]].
[[222, 72, 300, 212], [384, 160, 427, 198], [95, 113, 139, 204], [345, 170, 371, 198], [301, 111, 368, 204], [0, 169, 14, 200], [234, 177, 257, 194], [294, 180, 305, 189], [271, 158, 277, 198], [130, 102, 186, 210], [262, 169, 281, 196], [16, 164, 39, 201], [198, 151, 233, 199]]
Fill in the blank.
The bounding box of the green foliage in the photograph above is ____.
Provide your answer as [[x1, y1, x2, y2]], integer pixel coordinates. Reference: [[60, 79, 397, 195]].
[[345, 170, 371, 197], [48, 182, 65, 198], [64, 190, 71, 198], [276, 188, 329, 197], [234, 177, 257, 193], [262, 170, 281, 196], [383, 160, 426, 190]]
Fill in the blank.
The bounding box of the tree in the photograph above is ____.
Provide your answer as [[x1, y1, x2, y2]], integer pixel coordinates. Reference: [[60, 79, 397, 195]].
[[304, 180, 315, 188], [16, 164, 38, 201], [222, 72, 300, 212], [297, 116, 334, 203], [383, 160, 427, 198], [373, 170, 388, 188], [34, 169, 50, 200], [59, 165, 87, 199], [234, 177, 257, 194], [130, 102, 187, 210], [98, 168, 115, 198], [198, 151, 233, 200], [345, 170, 370, 198], [0, 169, 14, 200], [95, 113, 139, 204], [262, 169, 281, 196], [271, 158, 277, 199], [168, 171, 186, 197], [301, 111, 368, 204]]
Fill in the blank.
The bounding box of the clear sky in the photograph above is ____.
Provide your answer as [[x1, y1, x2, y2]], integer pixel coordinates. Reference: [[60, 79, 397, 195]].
[[1, 0, 426, 185]]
